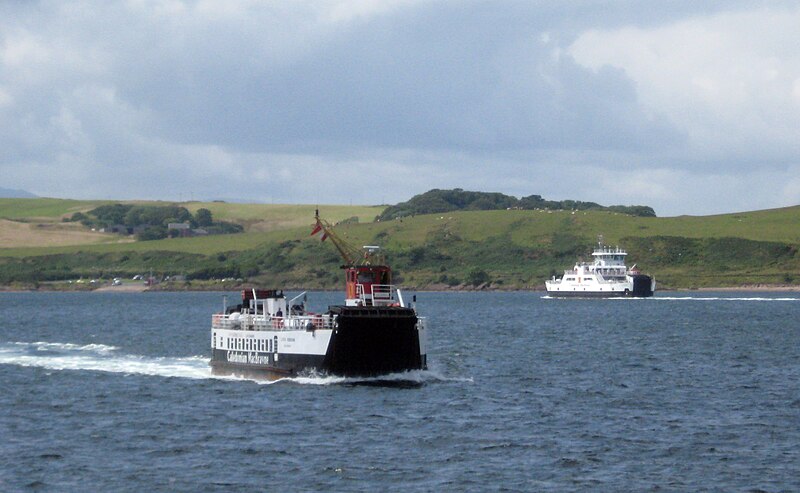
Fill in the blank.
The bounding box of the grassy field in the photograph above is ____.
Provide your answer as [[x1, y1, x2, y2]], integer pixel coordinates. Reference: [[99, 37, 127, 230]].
[[0, 198, 113, 220], [1, 199, 799, 289], [0, 198, 383, 250], [181, 202, 383, 232]]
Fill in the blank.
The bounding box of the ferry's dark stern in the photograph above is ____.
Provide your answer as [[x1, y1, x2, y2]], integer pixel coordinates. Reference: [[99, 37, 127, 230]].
[[631, 274, 655, 297], [324, 306, 425, 377]]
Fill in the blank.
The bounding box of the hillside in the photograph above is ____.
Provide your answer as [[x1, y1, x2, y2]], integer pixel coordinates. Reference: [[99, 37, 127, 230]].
[[1, 200, 799, 290], [0, 198, 382, 249]]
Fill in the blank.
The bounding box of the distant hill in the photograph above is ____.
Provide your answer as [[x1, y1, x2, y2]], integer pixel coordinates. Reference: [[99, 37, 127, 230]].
[[376, 189, 656, 221], [2, 206, 799, 289], [0, 187, 37, 199], [1, 196, 799, 290]]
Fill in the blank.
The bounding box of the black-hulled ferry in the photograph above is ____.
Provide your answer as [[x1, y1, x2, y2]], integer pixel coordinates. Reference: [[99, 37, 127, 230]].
[[210, 212, 427, 379]]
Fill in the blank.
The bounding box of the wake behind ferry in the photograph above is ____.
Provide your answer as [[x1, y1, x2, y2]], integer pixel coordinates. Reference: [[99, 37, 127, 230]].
[[545, 238, 656, 298], [210, 211, 427, 379]]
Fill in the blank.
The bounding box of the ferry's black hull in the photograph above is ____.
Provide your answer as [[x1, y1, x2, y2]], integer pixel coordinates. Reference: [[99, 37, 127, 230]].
[[210, 350, 325, 380], [324, 306, 425, 376], [210, 306, 425, 379]]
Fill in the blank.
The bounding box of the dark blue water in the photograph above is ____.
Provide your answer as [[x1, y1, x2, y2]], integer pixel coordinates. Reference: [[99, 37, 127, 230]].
[[1, 291, 798, 492]]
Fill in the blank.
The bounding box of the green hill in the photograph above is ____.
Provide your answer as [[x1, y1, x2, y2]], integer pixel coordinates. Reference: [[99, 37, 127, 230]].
[[376, 188, 656, 221], [1, 201, 799, 290]]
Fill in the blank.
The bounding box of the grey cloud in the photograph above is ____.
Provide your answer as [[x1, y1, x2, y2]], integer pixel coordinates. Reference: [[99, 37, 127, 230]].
[[1, 1, 798, 215], [99, 2, 682, 157]]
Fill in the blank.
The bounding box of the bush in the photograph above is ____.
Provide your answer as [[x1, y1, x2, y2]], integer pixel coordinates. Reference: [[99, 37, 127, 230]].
[[466, 269, 490, 286], [136, 226, 168, 241]]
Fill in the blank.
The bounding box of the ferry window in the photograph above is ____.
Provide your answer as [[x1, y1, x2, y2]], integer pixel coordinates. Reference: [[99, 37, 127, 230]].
[[357, 271, 375, 283]]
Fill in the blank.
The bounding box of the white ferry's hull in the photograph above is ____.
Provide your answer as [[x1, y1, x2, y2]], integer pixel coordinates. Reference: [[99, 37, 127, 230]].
[[210, 306, 426, 379], [545, 275, 655, 298]]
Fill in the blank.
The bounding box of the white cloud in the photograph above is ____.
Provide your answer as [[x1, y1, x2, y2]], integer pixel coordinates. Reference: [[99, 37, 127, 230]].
[[0, 87, 11, 107], [569, 7, 800, 165]]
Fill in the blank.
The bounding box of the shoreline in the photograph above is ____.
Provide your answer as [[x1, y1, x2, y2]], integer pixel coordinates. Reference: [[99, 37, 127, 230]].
[[2, 283, 800, 293], [691, 285, 800, 292]]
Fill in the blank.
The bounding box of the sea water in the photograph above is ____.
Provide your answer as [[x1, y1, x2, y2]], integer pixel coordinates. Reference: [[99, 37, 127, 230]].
[[1, 291, 798, 492]]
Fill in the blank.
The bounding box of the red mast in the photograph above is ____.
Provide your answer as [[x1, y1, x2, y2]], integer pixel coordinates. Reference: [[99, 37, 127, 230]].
[[312, 210, 394, 306]]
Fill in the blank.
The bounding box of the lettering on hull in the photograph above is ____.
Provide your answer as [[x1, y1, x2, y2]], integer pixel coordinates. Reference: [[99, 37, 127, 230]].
[[226, 351, 270, 365]]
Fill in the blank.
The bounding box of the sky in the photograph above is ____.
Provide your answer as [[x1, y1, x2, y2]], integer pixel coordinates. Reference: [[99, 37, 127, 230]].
[[2, 1, 800, 217]]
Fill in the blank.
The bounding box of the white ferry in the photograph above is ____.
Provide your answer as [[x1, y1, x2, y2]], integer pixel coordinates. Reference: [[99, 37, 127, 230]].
[[210, 212, 427, 379], [545, 239, 655, 298]]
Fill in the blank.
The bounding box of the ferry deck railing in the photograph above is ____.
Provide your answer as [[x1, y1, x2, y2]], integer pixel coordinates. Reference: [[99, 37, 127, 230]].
[[212, 313, 336, 331], [354, 283, 402, 306]]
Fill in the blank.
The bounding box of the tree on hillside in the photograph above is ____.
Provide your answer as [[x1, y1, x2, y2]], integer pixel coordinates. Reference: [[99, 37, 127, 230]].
[[375, 188, 658, 220], [88, 203, 134, 225], [195, 208, 213, 227], [123, 205, 193, 228]]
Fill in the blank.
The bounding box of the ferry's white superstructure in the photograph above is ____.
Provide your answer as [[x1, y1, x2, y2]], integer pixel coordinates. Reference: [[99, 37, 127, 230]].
[[545, 241, 655, 297]]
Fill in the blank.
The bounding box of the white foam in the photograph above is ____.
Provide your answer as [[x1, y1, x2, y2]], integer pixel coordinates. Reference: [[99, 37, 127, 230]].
[[0, 341, 213, 380], [26, 341, 120, 354], [654, 296, 799, 302], [542, 295, 799, 302], [0, 341, 465, 386], [269, 369, 471, 386]]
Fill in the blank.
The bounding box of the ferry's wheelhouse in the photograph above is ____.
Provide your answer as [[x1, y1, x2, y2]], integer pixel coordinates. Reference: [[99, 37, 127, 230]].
[[344, 263, 404, 307]]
